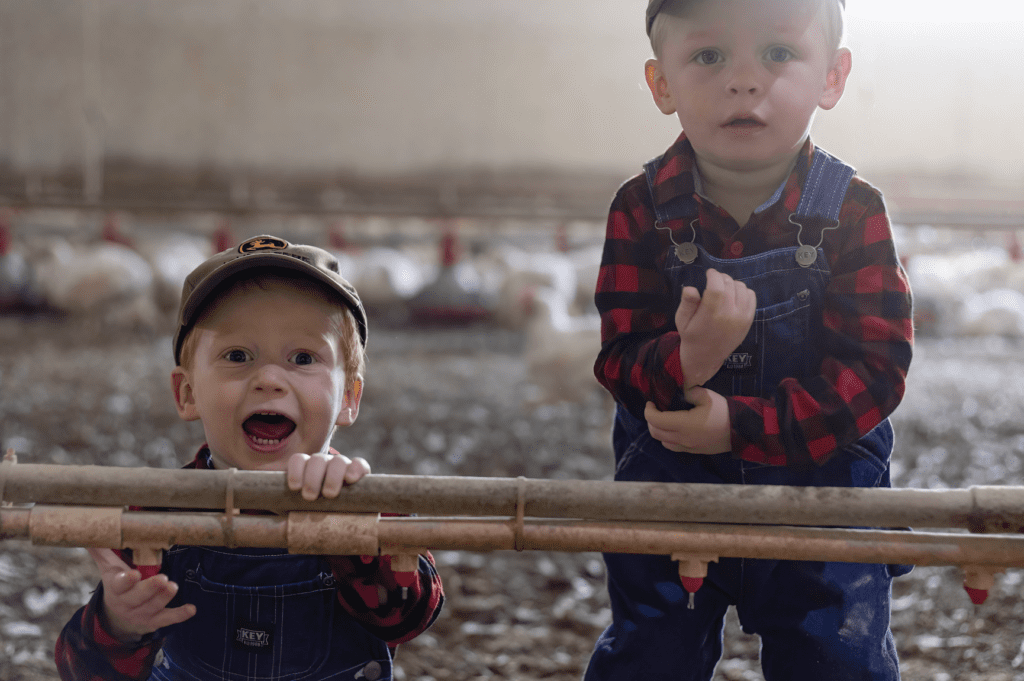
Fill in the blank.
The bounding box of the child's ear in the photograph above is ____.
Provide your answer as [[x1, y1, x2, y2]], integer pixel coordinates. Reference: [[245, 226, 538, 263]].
[[645, 59, 677, 115], [170, 367, 201, 422], [818, 47, 852, 110], [335, 377, 363, 427]]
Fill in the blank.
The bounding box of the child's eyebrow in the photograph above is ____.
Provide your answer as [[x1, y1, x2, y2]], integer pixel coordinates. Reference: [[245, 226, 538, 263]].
[[673, 29, 721, 50], [679, 28, 717, 42], [766, 15, 818, 40], [768, 25, 805, 38]]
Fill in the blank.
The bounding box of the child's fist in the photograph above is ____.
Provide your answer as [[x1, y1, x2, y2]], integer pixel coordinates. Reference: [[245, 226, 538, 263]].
[[287, 452, 371, 501], [87, 548, 196, 643], [676, 268, 756, 388]]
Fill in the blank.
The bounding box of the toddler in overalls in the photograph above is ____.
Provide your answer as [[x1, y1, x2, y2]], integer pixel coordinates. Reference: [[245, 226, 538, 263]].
[[585, 1, 913, 679], [56, 236, 444, 681]]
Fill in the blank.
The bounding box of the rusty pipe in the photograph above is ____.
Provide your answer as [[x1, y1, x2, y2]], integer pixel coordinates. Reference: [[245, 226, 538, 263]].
[[3, 462, 1024, 532], [4, 506, 1024, 568]]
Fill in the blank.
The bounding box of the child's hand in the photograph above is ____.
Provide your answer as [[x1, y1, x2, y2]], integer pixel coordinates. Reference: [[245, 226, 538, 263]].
[[644, 387, 731, 454], [676, 269, 756, 388], [287, 452, 371, 501], [87, 548, 196, 643]]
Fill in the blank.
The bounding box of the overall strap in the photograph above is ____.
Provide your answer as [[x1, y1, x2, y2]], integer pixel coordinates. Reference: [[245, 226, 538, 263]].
[[790, 148, 856, 267], [646, 150, 853, 224], [643, 155, 699, 224], [793, 148, 856, 222], [643, 155, 670, 223]]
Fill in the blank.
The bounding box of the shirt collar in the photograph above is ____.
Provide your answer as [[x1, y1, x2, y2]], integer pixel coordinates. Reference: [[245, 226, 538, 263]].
[[650, 131, 815, 217], [195, 446, 215, 469]]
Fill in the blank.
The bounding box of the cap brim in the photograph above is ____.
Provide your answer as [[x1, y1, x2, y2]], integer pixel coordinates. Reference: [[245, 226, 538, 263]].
[[174, 252, 367, 364]]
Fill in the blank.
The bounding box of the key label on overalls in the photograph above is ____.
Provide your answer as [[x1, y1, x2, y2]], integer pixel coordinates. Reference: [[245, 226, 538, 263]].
[[235, 620, 273, 649]]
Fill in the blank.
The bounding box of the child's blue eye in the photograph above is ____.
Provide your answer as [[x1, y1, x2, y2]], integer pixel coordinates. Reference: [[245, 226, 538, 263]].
[[226, 349, 248, 363], [767, 47, 792, 63], [293, 352, 315, 366], [695, 49, 721, 66]]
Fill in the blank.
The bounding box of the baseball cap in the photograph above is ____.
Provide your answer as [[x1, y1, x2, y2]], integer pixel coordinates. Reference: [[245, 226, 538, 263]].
[[646, 0, 846, 35], [173, 234, 367, 365]]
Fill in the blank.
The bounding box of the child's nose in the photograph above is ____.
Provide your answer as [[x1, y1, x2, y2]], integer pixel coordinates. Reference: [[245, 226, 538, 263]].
[[252, 363, 288, 392], [726, 60, 761, 95]]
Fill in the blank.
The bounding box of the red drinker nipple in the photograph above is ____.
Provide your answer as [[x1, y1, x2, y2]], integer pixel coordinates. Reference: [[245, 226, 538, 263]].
[[964, 585, 989, 605]]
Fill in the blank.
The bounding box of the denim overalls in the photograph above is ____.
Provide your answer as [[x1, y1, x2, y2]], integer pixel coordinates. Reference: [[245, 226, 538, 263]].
[[149, 546, 392, 681], [585, 150, 907, 681]]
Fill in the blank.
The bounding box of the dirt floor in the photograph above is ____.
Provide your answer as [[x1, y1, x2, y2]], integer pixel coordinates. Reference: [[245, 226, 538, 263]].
[[3, 314, 1024, 681]]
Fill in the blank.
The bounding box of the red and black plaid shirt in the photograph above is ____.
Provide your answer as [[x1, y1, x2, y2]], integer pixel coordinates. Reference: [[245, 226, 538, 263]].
[[54, 447, 444, 681], [594, 133, 913, 467]]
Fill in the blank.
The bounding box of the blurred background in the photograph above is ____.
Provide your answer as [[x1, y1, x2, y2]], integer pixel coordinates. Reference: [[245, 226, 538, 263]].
[[0, 0, 1020, 220], [2, 1, 1024, 680]]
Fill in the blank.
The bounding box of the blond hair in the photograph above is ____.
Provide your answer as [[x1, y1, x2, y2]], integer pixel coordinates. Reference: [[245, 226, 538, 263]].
[[177, 272, 366, 392], [649, 0, 844, 58]]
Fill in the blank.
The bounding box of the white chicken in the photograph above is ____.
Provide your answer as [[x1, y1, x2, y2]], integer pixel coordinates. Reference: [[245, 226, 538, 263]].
[[549, 221, 604, 316], [353, 245, 434, 312], [522, 284, 604, 405], [102, 214, 213, 312], [491, 246, 578, 330], [566, 243, 603, 316], [327, 222, 436, 321], [959, 288, 1024, 337], [973, 257, 1024, 298], [0, 211, 43, 311], [905, 247, 1010, 337], [128, 230, 212, 312], [31, 236, 158, 330]]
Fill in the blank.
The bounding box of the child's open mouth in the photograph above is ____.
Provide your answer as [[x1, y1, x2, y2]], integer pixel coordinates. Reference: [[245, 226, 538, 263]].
[[242, 412, 296, 447], [724, 117, 765, 128]]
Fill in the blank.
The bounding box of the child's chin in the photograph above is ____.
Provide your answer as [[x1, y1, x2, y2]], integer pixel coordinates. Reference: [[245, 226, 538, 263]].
[[249, 456, 291, 472], [240, 442, 295, 470]]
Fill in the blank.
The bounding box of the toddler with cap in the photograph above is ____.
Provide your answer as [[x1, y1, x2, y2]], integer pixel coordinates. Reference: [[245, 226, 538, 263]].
[[586, 0, 913, 679], [56, 235, 443, 681]]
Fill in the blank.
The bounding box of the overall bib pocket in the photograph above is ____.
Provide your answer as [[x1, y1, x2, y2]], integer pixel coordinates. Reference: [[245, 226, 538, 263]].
[[704, 286, 816, 401], [174, 566, 337, 680]]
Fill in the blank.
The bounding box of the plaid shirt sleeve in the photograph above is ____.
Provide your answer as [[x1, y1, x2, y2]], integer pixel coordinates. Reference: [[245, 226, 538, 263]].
[[594, 174, 913, 467], [729, 182, 913, 466], [593, 177, 689, 417], [321, 447, 444, 648], [326, 546, 444, 647], [54, 554, 161, 681]]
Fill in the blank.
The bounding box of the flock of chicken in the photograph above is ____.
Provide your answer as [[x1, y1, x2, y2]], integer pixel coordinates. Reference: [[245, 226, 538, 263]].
[[1, 209, 1022, 404], [900, 227, 1024, 338], [0, 211, 604, 403]]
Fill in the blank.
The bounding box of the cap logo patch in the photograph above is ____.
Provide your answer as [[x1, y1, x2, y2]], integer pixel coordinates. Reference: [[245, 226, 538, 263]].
[[239, 236, 289, 254]]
